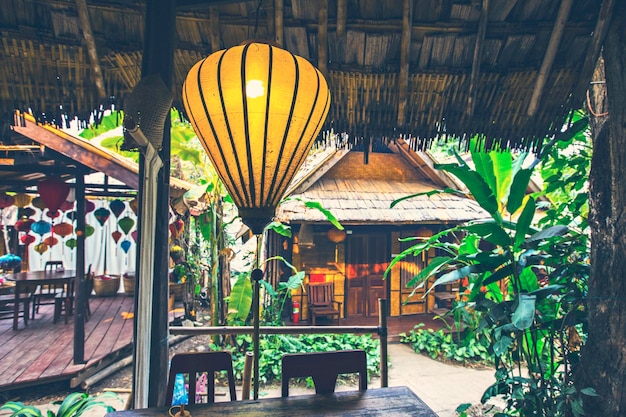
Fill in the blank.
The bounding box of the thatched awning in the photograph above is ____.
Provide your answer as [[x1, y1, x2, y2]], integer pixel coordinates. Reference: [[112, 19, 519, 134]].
[[0, 0, 609, 152]]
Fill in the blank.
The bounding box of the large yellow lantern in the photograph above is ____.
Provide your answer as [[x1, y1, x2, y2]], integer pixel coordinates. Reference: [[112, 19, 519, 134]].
[[183, 41, 330, 233]]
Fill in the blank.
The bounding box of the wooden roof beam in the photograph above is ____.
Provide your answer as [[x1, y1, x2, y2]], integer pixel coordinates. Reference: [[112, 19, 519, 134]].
[[336, 0, 347, 39], [571, 0, 616, 106], [527, 0, 573, 117], [397, 0, 413, 127], [210, 5, 220, 52], [466, 0, 489, 117], [318, 0, 328, 76], [275, 0, 284, 47], [76, 0, 107, 99]]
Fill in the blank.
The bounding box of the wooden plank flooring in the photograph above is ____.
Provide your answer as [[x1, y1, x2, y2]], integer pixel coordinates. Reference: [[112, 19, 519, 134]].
[[0, 295, 134, 392], [0, 292, 448, 393]]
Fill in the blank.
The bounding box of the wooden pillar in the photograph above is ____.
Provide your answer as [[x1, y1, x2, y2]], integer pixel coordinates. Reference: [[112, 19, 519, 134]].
[[137, 0, 175, 408], [73, 172, 86, 364]]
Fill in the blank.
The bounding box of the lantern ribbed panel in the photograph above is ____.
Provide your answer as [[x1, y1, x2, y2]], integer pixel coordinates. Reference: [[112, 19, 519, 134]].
[[183, 42, 330, 222]]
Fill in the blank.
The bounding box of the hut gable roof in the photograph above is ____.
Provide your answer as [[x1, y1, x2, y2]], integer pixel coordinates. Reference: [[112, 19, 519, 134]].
[[276, 150, 487, 225]]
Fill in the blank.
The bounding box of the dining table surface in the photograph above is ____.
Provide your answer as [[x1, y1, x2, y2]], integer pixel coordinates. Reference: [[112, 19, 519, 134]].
[[105, 386, 439, 417], [4, 269, 76, 330]]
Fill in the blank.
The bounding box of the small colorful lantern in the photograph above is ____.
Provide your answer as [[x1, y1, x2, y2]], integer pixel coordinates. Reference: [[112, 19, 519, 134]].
[[15, 218, 34, 232], [20, 234, 36, 246], [37, 176, 70, 216], [31, 220, 52, 236], [94, 207, 111, 226], [53, 222, 73, 237], [112, 230, 123, 243], [121, 240, 132, 254], [110, 199, 126, 218], [34, 242, 49, 254], [13, 193, 32, 208], [119, 217, 135, 235]]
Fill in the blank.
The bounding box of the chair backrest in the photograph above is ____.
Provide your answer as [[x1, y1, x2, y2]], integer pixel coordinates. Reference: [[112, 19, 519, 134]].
[[281, 349, 368, 397], [84, 265, 94, 296], [307, 282, 335, 307], [165, 351, 237, 405], [44, 260, 64, 272]]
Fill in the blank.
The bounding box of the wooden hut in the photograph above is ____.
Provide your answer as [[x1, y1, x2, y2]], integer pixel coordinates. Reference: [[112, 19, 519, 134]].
[[269, 139, 485, 320]]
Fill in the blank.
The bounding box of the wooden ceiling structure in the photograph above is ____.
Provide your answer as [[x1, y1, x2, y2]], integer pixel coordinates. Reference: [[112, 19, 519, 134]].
[[0, 0, 611, 153]]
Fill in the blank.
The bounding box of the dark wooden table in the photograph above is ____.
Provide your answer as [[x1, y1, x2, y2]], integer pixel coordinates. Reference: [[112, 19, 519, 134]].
[[106, 386, 439, 417], [5, 270, 76, 330]]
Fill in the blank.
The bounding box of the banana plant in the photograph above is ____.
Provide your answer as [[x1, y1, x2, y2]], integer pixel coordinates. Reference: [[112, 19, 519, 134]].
[[387, 121, 591, 416]]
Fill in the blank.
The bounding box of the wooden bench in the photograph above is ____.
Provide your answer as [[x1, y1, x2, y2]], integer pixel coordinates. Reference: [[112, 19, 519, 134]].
[[307, 282, 342, 325]]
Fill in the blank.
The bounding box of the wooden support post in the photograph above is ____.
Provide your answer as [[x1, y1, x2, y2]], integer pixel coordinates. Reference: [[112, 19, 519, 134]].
[[318, 0, 328, 77], [466, 0, 489, 117], [133, 0, 175, 408], [73, 173, 86, 365], [378, 298, 388, 388], [527, 0, 573, 117], [210, 6, 220, 53], [275, 0, 284, 47], [241, 351, 254, 400], [336, 0, 347, 39], [397, 0, 413, 127], [75, 0, 106, 99]]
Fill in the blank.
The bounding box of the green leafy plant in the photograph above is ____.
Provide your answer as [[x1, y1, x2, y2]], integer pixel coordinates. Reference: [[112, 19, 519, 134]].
[[210, 333, 381, 386], [387, 120, 592, 417], [400, 323, 492, 365], [1, 392, 119, 417]]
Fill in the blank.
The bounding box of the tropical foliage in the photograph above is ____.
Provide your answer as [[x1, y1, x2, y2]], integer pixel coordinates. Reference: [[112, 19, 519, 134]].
[[1, 392, 119, 417], [388, 114, 592, 417]]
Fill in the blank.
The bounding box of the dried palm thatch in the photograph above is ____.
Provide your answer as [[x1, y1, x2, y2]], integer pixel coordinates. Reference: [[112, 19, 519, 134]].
[[0, 0, 611, 152]]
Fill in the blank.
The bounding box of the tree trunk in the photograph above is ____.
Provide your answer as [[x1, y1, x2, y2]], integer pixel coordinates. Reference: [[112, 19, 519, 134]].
[[579, 3, 626, 415]]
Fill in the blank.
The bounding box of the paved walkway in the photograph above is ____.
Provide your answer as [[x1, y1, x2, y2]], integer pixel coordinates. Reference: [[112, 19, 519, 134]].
[[381, 343, 496, 417]]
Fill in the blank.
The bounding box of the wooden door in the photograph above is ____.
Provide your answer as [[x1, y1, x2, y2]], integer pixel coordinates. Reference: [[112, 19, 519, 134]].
[[345, 232, 389, 317]]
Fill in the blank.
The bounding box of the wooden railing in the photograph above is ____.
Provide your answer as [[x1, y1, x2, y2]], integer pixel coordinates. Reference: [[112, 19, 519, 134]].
[[168, 299, 389, 389]]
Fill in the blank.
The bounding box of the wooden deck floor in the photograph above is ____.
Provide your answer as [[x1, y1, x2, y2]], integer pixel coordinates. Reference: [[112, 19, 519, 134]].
[[0, 295, 135, 392], [0, 293, 448, 393]]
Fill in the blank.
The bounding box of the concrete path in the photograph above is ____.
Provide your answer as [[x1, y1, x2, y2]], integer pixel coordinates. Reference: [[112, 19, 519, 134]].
[[380, 343, 496, 417]]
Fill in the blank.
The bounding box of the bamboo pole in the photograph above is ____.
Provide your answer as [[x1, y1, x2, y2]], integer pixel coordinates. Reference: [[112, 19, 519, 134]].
[[527, 0, 573, 117], [336, 0, 347, 39], [397, 0, 412, 127], [318, 0, 328, 77], [75, 0, 106, 98], [210, 6, 220, 53], [274, 0, 284, 47], [466, 0, 489, 117]]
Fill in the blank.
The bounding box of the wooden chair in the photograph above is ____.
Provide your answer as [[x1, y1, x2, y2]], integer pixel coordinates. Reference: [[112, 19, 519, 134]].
[[32, 261, 65, 318], [54, 265, 93, 324], [307, 281, 342, 325], [281, 349, 368, 397], [0, 293, 31, 330], [165, 351, 237, 406]]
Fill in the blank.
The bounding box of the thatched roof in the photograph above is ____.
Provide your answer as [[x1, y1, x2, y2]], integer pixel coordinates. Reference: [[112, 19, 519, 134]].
[[276, 150, 488, 225], [0, 0, 610, 152]]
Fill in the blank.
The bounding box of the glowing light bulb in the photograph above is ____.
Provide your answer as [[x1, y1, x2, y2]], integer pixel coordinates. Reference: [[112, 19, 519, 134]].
[[246, 79, 265, 98]]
